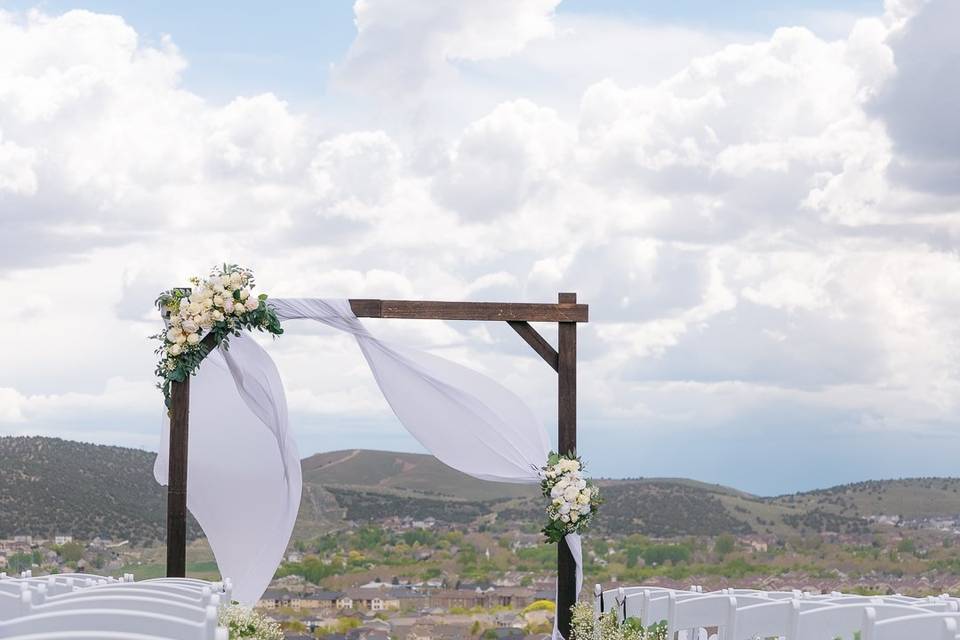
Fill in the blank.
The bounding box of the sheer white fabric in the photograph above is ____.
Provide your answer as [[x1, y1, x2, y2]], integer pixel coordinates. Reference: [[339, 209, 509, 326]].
[[154, 335, 301, 605], [270, 298, 550, 482], [154, 297, 581, 632]]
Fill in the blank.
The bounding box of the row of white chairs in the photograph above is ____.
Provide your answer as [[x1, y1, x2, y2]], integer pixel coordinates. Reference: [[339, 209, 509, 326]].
[[594, 584, 960, 639], [0, 572, 232, 639]]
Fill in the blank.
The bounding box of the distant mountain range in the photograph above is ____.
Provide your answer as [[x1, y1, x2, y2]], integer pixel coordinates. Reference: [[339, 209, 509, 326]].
[[4, 436, 960, 543]]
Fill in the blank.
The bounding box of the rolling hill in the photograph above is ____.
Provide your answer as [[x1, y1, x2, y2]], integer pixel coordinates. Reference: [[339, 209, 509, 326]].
[[0, 436, 202, 544], [3, 436, 960, 542]]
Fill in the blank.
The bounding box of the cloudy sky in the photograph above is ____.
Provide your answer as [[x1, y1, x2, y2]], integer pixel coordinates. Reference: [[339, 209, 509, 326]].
[[1, 0, 958, 495]]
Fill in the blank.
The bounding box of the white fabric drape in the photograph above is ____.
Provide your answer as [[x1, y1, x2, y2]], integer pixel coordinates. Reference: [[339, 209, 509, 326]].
[[154, 334, 301, 605], [270, 298, 550, 483], [154, 297, 581, 633]]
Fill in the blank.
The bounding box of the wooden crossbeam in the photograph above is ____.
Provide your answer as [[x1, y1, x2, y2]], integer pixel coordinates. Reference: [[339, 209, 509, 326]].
[[349, 299, 588, 323]]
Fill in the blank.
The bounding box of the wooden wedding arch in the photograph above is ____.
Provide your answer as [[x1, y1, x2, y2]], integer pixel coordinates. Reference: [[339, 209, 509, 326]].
[[163, 293, 588, 636]]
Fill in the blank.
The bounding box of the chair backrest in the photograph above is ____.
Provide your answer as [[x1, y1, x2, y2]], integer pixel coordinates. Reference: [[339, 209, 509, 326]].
[[641, 591, 707, 625], [46, 587, 211, 609], [0, 582, 28, 596], [0, 628, 229, 640], [604, 586, 670, 619], [85, 583, 214, 604], [794, 602, 939, 639], [668, 593, 736, 637], [28, 594, 215, 622], [0, 606, 219, 640], [0, 589, 31, 622], [729, 598, 839, 639], [862, 609, 960, 640]]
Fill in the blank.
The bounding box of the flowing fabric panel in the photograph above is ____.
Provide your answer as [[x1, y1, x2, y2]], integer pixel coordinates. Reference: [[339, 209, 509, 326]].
[[270, 298, 550, 483], [154, 333, 301, 605]]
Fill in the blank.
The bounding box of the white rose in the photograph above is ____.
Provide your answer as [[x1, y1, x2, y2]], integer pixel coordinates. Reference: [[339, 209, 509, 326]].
[[223, 300, 234, 313], [220, 275, 232, 289], [233, 303, 246, 315], [563, 487, 579, 501], [166, 328, 182, 342], [577, 479, 587, 489], [570, 511, 579, 522], [239, 288, 250, 300], [579, 504, 591, 515], [245, 299, 259, 312], [186, 333, 201, 345], [181, 320, 199, 334], [175, 333, 186, 345], [213, 295, 224, 307], [550, 485, 562, 498], [230, 272, 243, 287], [576, 493, 589, 505], [560, 514, 570, 523], [168, 343, 182, 356], [558, 504, 570, 515], [212, 310, 224, 322]]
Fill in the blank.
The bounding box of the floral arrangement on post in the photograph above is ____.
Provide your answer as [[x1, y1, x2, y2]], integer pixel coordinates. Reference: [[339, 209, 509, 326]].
[[539, 451, 602, 543], [219, 604, 283, 640], [570, 601, 667, 640], [152, 264, 283, 408]]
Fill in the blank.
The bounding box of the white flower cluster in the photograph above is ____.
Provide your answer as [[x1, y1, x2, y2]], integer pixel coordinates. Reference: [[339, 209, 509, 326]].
[[543, 457, 598, 525], [164, 269, 259, 359], [219, 604, 283, 640]]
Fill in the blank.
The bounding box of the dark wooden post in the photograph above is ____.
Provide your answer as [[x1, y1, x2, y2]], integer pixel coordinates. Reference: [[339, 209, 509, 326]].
[[166, 378, 190, 577], [557, 292, 578, 638]]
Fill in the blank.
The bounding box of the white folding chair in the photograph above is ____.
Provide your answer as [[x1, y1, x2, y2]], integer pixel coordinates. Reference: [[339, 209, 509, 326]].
[[137, 578, 233, 604], [667, 593, 736, 640], [862, 609, 960, 640], [728, 598, 836, 639], [0, 606, 221, 640], [0, 582, 29, 597], [26, 593, 219, 622], [601, 586, 671, 620], [85, 583, 216, 604], [639, 591, 716, 627], [3, 631, 228, 640], [0, 589, 31, 622], [45, 587, 213, 609], [793, 601, 939, 639]]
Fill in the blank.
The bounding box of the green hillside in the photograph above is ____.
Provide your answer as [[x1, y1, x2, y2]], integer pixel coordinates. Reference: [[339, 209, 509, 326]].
[[302, 449, 536, 500], [0, 436, 201, 544], [6, 436, 960, 542]]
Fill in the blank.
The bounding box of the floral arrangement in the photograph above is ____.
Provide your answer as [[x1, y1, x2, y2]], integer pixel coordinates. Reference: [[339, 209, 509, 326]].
[[152, 264, 283, 407], [570, 601, 667, 640], [539, 451, 602, 543], [219, 604, 283, 640]]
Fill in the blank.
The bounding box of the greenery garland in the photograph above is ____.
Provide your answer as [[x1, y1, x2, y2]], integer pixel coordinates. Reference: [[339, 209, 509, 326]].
[[539, 451, 603, 543], [152, 264, 283, 408]]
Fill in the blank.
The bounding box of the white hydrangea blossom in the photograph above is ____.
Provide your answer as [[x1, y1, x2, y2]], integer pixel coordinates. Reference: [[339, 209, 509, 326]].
[[539, 453, 602, 542]]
